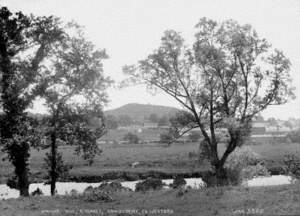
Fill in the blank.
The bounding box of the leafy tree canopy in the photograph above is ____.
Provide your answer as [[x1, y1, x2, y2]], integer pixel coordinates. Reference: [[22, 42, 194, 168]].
[[123, 17, 294, 185]]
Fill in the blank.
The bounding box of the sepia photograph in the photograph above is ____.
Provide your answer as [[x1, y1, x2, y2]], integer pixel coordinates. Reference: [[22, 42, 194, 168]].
[[0, 0, 300, 215]]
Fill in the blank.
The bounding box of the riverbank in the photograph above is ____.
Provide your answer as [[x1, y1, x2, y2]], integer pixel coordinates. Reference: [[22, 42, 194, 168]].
[[1, 141, 298, 184], [1, 181, 300, 216], [0, 163, 287, 186]]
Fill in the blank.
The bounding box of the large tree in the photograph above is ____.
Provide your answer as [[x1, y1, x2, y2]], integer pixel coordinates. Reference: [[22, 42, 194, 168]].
[[123, 18, 294, 185], [40, 24, 111, 195], [0, 7, 64, 196]]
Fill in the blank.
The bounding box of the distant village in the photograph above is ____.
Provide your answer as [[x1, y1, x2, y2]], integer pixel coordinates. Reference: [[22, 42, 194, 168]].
[[103, 105, 300, 145]]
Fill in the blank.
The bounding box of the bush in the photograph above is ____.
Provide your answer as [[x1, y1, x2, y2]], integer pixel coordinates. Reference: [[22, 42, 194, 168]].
[[283, 154, 300, 178], [171, 176, 186, 189], [135, 178, 163, 192], [6, 175, 18, 190], [82, 183, 124, 202], [83, 186, 94, 194], [241, 164, 270, 180], [287, 130, 300, 143], [123, 132, 140, 144], [31, 188, 43, 196], [159, 132, 173, 144], [176, 187, 189, 197], [224, 146, 269, 183], [82, 181, 130, 201], [69, 189, 78, 196], [83, 190, 113, 202], [225, 146, 262, 171], [97, 181, 130, 193], [267, 164, 286, 175]]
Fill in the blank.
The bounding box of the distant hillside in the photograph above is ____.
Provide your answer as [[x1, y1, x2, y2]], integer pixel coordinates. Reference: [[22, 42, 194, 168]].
[[104, 103, 180, 120]]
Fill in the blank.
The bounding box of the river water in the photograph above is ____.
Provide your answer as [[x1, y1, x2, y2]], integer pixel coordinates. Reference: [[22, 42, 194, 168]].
[[0, 175, 293, 200]]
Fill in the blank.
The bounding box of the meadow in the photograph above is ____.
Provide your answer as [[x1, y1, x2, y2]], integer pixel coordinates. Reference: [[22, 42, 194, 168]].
[[1, 182, 300, 216], [1, 128, 300, 183]]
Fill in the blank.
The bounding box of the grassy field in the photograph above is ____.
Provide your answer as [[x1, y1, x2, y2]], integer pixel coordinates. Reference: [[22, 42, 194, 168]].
[[1, 181, 300, 216], [1, 138, 300, 183], [102, 128, 169, 142]]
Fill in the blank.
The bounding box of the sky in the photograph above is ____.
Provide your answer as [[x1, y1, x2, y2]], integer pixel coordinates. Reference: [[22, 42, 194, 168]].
[[1, 0, 300, 120]]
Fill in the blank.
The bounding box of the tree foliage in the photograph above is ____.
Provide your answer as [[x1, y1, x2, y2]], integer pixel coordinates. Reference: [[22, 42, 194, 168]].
[[158, 115, 169, 126], [123, 18, 294, 185], [39, 23, 111, 195], [149, 113, 159, 123], [123, 132, 140, 144], [0, 7, 64, 196], [105, 114, 119, 129]]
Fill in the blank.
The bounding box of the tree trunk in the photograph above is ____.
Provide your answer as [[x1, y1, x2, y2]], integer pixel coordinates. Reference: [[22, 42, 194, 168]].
[[18, 169, 29, 196], [11, 142, 30, 197], [214, 163, 228, 186], [50, 132, 57, 196], [15, 160, 29, 197]]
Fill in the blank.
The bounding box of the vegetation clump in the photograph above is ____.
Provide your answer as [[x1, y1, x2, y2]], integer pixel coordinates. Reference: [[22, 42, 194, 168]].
[[287, 130, 300, 143], [81, 182, 130, 202], [225, 146, 270, 184], [83, 190, 113, 202], [31, 188, 43, 196], [283, 154, 300, 178], [135, 178, 163, 192], [171, 176, 186, 189], [123, 133, 140, 144], [97, 181, 131, 193], [81, 181, 130, 202], [6, 176, 19, 190]]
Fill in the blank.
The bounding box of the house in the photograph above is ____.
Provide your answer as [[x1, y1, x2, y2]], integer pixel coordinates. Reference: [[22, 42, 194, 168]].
[[251, 122, 267, 134]]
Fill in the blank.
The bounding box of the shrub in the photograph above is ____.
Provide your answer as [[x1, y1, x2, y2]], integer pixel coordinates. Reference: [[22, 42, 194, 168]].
[[225, 146, 262, 171], [267, 164, 286, 175], [31, 188, 43, 196], [123, 132, 140, 144], [83, 186, 94, 194], [83, 181, 130, 201], [241, 164, 270, 179], [159, 132, 173, 144], [176, 187, 189, 197], [97, 181, 130, 193], [283, 154, 300, 178], [224, 146, 269, 184], [135, 178, 163, 192], [69, 189, 78, 196], [82, 184, 116, 202], [83, 190, 113, 202], [171, 176, 186, 189], [287, 130, 300, 143], [6, 175, 18, 190]]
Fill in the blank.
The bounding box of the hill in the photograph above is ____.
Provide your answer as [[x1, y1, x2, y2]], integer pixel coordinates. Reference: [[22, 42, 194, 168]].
[[104, 103, 180, 120]]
